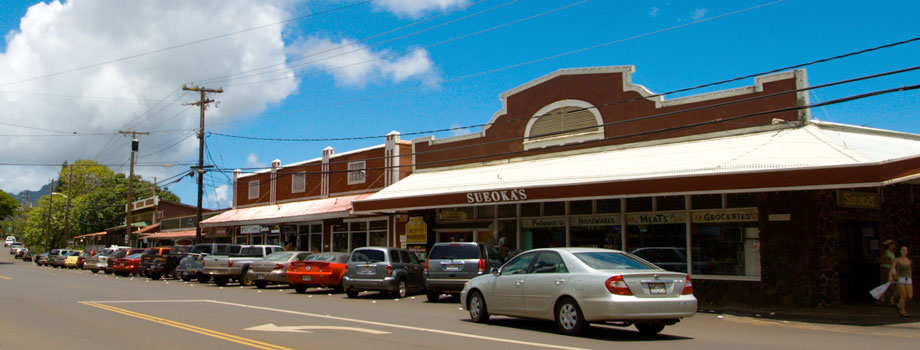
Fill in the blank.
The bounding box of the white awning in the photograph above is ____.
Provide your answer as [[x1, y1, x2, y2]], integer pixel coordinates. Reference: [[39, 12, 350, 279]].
[[353, 121, 920, 212], [201, 193, 372, 228]]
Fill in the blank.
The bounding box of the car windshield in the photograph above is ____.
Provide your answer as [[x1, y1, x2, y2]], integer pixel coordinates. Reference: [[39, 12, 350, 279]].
[[238, 247, 265, 257], [351, 249, 385, 263], [574, 252, 658, 270], [264, 252, 294, 261], [428, 244, 479, 260], [305, 254, 340, 262], [126, 253, 143, 259]]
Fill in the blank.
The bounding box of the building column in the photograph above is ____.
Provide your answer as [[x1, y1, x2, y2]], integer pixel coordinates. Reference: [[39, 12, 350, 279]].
[[322, 147, 334, 198], [270, 159, 280, 204]]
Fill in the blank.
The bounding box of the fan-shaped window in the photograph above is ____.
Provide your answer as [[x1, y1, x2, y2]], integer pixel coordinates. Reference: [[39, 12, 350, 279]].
[[524, 100, 603, 150]]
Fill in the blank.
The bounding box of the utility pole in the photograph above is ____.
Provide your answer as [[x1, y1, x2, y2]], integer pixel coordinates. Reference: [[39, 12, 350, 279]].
[[63, 164, 73, 240], [119, 130, 150, 247], [44, 179, 54, 249], [183, 84, 222, 244]]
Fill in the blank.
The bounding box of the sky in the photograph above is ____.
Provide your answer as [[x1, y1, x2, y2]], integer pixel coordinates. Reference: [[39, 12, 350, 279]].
[[0, 0, 918, 210]]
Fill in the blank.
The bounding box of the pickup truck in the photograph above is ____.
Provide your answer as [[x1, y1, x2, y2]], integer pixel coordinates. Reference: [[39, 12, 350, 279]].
[[201, 245, 284, 286], [141, 245, 191, 280]]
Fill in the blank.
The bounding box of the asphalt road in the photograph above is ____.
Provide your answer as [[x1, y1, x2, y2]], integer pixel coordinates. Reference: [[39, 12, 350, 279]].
[[1, 252, 917, 350]]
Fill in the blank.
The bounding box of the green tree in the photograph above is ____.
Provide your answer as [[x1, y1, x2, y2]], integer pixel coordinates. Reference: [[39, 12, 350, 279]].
[[0, 190, 18, 221]]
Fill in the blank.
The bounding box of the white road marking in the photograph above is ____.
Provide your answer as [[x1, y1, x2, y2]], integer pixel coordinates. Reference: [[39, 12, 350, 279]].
[[245, 323, 390, 335]]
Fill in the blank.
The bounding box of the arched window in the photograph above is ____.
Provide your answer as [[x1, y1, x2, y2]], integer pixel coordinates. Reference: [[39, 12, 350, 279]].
[[524, 100, 603, 149]]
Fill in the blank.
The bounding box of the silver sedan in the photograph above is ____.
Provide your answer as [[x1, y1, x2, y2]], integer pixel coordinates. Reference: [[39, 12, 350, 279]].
[[460, 247, 696, 336], [246, 251, 312, 289]]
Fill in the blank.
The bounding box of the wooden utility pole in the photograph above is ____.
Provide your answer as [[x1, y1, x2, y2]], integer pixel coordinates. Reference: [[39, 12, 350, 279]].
[[119, 130, 150, 247], [44, 179, 54, 249], [63, 164, 73, 240], [182, 84, 222, 244]]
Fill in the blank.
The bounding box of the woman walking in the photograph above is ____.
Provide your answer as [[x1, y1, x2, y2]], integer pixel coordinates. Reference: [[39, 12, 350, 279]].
[[889, 246, 913, 317]]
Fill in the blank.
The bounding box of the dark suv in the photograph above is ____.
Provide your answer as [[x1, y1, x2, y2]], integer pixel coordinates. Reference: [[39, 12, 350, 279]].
[[342, 247, 424, 299], [423, 242, 503, 302]]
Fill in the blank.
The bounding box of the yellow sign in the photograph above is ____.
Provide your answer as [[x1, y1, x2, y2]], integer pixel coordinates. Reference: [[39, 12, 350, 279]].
[[690, 208, 758, 223], [406, 217, 427, 244], [439, 211, 468, 221]]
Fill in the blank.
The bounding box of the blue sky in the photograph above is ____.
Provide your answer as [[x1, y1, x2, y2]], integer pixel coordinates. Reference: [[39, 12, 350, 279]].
[[1, 0, 918, 209]]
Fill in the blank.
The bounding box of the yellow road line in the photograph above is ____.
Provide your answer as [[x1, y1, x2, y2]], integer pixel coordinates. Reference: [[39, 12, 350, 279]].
[[81, 302, 292, 350], [0, 275, 12, 280]]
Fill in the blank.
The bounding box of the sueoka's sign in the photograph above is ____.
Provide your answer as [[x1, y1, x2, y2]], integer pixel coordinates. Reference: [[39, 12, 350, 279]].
[[466, 188, 528, 204], [626, 212, 686, 225], [691, 208, 758, 223]]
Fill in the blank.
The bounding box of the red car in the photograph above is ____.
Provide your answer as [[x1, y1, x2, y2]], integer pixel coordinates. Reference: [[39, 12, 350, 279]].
[[287, 252, 350, 293], [113, 252, 144, 277], [77, 251, 96, 269]]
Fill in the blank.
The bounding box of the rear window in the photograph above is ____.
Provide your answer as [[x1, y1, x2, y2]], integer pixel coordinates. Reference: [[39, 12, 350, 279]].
[[239, 247, 265, 257], [191, 245, 212, 254], [172, 246, 191, 254], [265, 252, 294, 261], [428, 244, 479, 260], [126, 253, 143, 259], [351, 249, 385, 263], [306, 254, 348, 263], [574, 252, 657, 270]]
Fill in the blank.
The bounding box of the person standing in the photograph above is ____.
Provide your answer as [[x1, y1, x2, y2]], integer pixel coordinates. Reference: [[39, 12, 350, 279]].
[[879, 240, 897, 305], [889, 245, 913, 317]]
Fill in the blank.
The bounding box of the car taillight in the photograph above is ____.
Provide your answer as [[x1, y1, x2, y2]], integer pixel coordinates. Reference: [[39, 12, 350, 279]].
[[288, 261, 302, 272], [478, 259, 485, 274], [228, 260, 233, 268], [274, 263, 284, 270], [423, 260, 428, 272], [682, 275, 693, 295], [202, 259, 205, 267], [386, 265, 392, 276], [605, 275, 632, 295]]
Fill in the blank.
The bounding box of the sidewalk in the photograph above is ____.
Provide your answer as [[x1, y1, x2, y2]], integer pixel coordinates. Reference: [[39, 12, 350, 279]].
[[700, 300, 920, 326]]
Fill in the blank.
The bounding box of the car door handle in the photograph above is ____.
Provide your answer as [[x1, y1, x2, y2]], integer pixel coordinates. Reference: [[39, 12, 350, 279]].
[[554, 279, 565, 285], [515, 280, 524, 286]]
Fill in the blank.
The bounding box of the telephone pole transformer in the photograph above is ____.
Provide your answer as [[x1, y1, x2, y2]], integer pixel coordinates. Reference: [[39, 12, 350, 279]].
[[182, 84, 222, 244], [119, 130, 150, 246]]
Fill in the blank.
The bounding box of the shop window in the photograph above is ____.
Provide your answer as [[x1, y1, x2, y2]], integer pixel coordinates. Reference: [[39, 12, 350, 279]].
[[497, 219, 517, 259], [265, 235, 281, 246], [235, 235, 249, 244], [570, 217, 621, 249], [350, 221, 367, 232], [691, 224, 759, 277], [569, 200, 593, 215], [596, 199, 621, 213], [347, 161, 366, 185], [369, 231, 387, 246], [726, 193, 758, 208], [439, 207, 474, 221], [369, 220, 387, 231], [298, 225, 311, 234], [625, 197, 652, 212], [311, 224, 322, 233], [656, 195, 685, 211], [521, 217, 565, 250], [497, 204, 516, 218], [252, 235, 263, 245], [477, 205, 496, 219], [332, 232, 348, 252], [520, 203, 540, 217], [310, 233, 322, 253], [248, 180, 259, 200], [691, 194, 722, 209], [543, 202, 565, 216], [626, 211, 687, 272], [291, 172, 306, 193]]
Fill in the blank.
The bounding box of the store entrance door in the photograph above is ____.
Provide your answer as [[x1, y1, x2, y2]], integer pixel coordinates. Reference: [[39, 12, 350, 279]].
[[837, 221, 879, 302], [438, 231, 472, 243]]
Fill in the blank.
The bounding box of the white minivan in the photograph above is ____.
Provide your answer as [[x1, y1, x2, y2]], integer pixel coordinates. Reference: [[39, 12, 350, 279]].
[[5, 236, 16, 247]]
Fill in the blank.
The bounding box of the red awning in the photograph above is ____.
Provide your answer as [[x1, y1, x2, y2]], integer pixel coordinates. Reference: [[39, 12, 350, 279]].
[[136, 223, 161, 234], [144, 229, 196, 240], [73, 231, 107, 239], [200, 193, 372, 227]]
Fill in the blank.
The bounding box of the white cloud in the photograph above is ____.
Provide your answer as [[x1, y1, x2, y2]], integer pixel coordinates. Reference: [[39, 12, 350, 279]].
[[691, 8, 708, 21], [211, 184, 230, 208], [0, 1, 299, 194], [375, 0, 470, 18], [286, 36, 438, 88], [246, 153, 264, 168], [650, 7, 659, 17]]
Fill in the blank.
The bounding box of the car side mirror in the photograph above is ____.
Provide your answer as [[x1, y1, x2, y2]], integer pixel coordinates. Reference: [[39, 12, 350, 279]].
[[491, 267, 499, 275]]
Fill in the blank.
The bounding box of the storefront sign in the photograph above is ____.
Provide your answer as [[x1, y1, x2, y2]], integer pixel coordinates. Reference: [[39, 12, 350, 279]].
[[270, 225, 281, 234], [440, 211, 468, 221], [768, 214, 791, 222], [406, 217, 428, 244], [626, 212, 686, 225], [466, 188, 528, 204], [837, 190, 881, 209], [691, 208, 758, 223], [570, 214, 622, 226], [521, 217, 566, 228], [241, 225, 261, 234]]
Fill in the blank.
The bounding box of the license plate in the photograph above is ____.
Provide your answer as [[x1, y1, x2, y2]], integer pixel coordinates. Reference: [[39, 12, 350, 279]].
[[445, 264, 460, 271], [257, 275, 265, 280], [358, 266, 375, 275], [648, 282, 666, 294], [119, 262, 125, 266], [301, 275, 311, 281]]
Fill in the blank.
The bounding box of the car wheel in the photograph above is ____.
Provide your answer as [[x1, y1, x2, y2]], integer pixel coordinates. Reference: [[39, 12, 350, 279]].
[[346, 289, 359, 298], [214, 276, 229, 286], [394, 279, 408, 298], [172, 268, 180, 280], [104, 269, 112, 274], [333, 283, 345, 294], [635, 323, 665, 336], [555, 298, 587, 336], [294, 285, 307, 293], [197, 273, 211, 284], [149, 273, 161, 280], [426, 291, 440, 303], [468, 290, 490, 323], [239, 268, 254, 287], [255, 281, 268, 289]]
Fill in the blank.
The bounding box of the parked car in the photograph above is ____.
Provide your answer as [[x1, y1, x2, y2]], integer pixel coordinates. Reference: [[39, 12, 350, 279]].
[[5, 236, 16, 247], [461, 248, 696, 336], [287, 252, 350, 293], [201, 245, 284, 286], [76, 251, 95, 269], [113, 253, 144, 277], [142, 245, 192, 280], [187, 243, 244, 283], [22, 250, 34, 262], [63, 251, 82, 268], [35, 252, 50, 266], [138, 247, 172, 279], [51, 249, 77, 268], [629, 247, 710, 274], [13, 246, 29, 259], [87, 246, 131, 273], [342, 247, 425, 299], [175, 255, 199, 282], [9, 242, 23, 254], [246, 251, 312, 289], [105, 248, 145, 274], [424, 242, 503, 302]]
